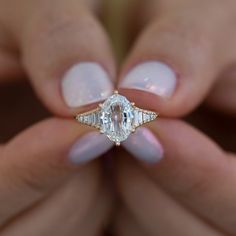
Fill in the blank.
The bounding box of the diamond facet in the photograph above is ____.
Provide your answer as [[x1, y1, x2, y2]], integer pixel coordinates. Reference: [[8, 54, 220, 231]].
[[100, 94, 134, 143]]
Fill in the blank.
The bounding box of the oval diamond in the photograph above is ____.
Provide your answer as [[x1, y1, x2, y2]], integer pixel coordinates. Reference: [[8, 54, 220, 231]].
[[100, 94, 134, 143]]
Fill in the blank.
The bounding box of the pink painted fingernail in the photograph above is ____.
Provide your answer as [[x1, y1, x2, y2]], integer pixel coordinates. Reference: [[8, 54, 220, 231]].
[[122, 127, 164, 164], [69, 132, 114, 164], [119, 61, 177, 97]]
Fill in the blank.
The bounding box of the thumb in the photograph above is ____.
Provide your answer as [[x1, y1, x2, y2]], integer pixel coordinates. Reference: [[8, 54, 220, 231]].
[[0, 118, 113, 226], [121, 119, 236, 235]]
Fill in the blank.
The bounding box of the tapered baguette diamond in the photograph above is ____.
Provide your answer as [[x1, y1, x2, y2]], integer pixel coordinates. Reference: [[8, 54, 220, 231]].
[[75, 92, 158, 144], [76, 108, 101, 128]]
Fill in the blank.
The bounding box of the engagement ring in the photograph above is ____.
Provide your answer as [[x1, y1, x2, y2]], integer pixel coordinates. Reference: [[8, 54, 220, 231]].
[[75, 91, 158, 145]]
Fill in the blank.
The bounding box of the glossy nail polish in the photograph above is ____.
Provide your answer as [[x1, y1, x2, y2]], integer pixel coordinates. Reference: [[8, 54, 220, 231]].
[[119, 61, 176, 98], [122, 127, 164, 164], [62, 62, 114, 107], [69, 132, 114, 164]]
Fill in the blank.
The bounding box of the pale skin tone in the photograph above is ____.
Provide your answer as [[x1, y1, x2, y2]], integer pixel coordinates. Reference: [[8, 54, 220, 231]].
[[0, 0, 236, 235]]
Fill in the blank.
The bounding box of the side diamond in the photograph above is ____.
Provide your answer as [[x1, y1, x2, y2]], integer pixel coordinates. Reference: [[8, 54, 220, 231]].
[[76, 108, 101, 129], [143, 113, 150, 123], [133, 110, 139, 127], [138, 111, 143, 124], [132, 107, 158, 128]]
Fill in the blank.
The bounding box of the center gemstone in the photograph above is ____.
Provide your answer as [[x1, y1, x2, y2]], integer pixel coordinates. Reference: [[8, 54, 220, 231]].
[[100, 94, 134, 143]]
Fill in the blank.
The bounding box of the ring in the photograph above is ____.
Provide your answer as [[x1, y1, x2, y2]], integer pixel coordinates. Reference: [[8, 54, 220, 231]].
[[75, 91, 158, 146]]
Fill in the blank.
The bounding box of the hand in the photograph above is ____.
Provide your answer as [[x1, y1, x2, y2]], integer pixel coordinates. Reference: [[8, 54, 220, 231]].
[[113, 0, 236, 235], [0, 0, 115, 235]]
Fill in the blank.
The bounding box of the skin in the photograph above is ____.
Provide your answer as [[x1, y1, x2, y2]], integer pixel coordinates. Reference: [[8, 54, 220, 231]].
[[114, 0, 236, 235], [0, 0, 236, 235], [0, 0, 114, 235]]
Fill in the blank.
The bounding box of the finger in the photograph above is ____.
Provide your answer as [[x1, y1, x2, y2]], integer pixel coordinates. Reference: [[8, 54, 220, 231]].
[[112, 207, 148, 236], [118, 0, 234, 116], [78, 187, 113, 236], [115, 154, 222, 236], [0, 118, 113, 226], [206, 67, 236, 116], [1, 0, 115, 116], [1, 169, 112, 236], [75, 183, 113, 236], [122, 120, 236, 235]]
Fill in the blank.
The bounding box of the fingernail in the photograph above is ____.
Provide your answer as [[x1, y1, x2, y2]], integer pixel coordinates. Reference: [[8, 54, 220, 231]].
[[69, 132, 114, 164], [119, 61, 177, 97], [62, 62, 114, 108], [122, 127, 164, 164]]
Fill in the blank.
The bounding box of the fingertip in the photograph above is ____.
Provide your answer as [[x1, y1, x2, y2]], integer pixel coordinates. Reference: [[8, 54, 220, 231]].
[[122, 127, 164, 164], [119, 61, 177, 98], [61, 62, 114, 109], [18, 1, 116, 117], [5, 118, 113, 169], [117, 10, 225, 117], [68, 131, 114, 165]]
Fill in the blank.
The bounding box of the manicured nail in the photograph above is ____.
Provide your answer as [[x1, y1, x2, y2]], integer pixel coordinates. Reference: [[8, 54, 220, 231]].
[[62, 62, 114, 107], [69, 132, 114, 164], [119, 61, 177, 97], [122, 127, 164, 164]]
